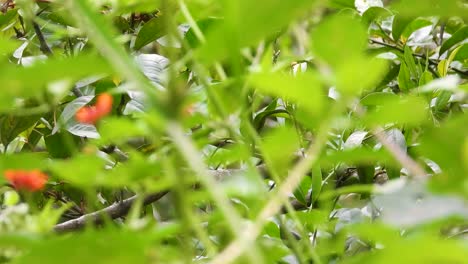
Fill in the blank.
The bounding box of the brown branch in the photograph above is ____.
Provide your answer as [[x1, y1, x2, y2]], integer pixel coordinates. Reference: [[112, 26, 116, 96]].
[[369, 39, 468, 77], [53, 167, 268, 233], [54, 191, 168, 233], [32, 22, 53, 56]]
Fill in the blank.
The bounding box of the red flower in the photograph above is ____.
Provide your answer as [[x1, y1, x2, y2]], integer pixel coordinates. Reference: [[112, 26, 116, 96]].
[[4, 169, 48, 192], [75, 93, 113, 124]]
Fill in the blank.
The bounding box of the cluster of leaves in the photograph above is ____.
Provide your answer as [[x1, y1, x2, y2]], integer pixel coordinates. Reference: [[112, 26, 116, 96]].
[[0, 0, 467, 263]]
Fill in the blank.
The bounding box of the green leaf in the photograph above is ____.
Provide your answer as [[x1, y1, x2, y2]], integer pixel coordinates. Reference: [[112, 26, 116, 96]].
[[343, 236, 468, 264], [0, 114, 41, 147], [403, 46, 419, 78], [0, 153, 48, 174], [362, 7, 393, 27], [185, 17, 221, 48], [420, 114, 468, 197], [452, 43, 468, 63], [0, 9, 17, 28], [14, 230, 152, 264], [391, 0, 468, 18], [398, 62, 414, 92], [311, 13, 367, 67], [260, 126, 300, 177], [96, 117, 148, 145], [199, 0, 320, 63], [249, 71, 325, 115], [134, 16, 166, 50], [418, 70, 433, 86], [440, 26, 468, 55], [328, 0, 355, 8], [336, 57, 388, 95], [0, 55, 112, 112], [0, 38, 19, 58], [362, 95, 427, 126], [400, 18, 432, 42], [361, 92, 399, 106], [311, 164, 322, 203], [392, 15, 413, 42]]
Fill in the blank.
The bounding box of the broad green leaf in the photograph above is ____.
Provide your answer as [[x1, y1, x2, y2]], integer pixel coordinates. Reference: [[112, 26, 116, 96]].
[[0, 9, 17, 28], [0, 153, 49, 179], [398, 62, 413, 91], [344, 236, 468, 263], [249, 72, 325, 115], [400, 18, 432, 42], [321, 148, 396, 167], [185, 17, 222, 48], [392, 15, 413, 42], [311, 14, 367, 67], [134, 16, 165, 50], [49, 154, 106, 188], [361, 92, 398, 106], [0, 114, 41, 147], [44, 132, 80, 159], [440, 26, 468, 55], [403, 46, 419, 78], [361, 6, 393, 26], [0, 55, 112, 112], [362, 95, 427, 126], [418, 70, 433, 86], [453, 43, 468, 63], [391, 0, 468, 18], [260, 126, 300, 178], [336, 57, 388, 95], [311, 164, 322, 203], [199, 0, 319, 63], [95, 117, 148, 145], [14, 230, 152, 264], [437, 59, 449, 77], [0, 38, 19, 58], [420, 114, 468, 197], [328, 0, 355, 8]]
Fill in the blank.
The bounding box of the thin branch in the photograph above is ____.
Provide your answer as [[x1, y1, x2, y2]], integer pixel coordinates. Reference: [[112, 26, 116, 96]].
[[32, 21, 53, 56], [53, 166, 268, 233], [370, 39, 468, 77], [54, 191, 168, 233]]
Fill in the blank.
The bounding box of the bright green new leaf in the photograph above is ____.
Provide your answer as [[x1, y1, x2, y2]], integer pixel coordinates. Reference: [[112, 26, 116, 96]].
[[199, 0, 319, 63], [260, 126, 300, 178], [0, 55, 112, 112], [391, 0, 468, 18], [14, 230, 152, 264], [311, 14, 368, 67], [336, 57, 388, 95], [362, 95, 428, 126], [249, 71, 325, 115]]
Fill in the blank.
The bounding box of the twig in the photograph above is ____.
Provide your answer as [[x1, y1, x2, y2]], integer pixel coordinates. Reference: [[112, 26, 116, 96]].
[[53, 166, 268, 233], [370, 39, 468, 77], [54, 191, 168, 233], [32, 21, 53, 56]]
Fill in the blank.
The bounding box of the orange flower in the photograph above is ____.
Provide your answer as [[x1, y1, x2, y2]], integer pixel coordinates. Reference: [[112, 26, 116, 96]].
[[75, 93, 113, 124], [4, 169, 48, 192]]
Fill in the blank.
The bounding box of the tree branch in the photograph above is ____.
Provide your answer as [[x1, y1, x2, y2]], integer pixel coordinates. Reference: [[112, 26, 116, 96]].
[[32, 21, 53, 56], [54, 191, 168, 233], [53, 166, 268, 233], [369, 39, 468, 77]]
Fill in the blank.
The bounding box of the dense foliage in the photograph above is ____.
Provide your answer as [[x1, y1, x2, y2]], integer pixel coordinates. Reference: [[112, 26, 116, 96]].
[[0, 0, 467, 263]]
